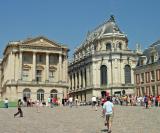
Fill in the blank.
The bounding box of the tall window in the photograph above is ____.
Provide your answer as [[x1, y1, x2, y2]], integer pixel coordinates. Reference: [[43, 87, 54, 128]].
[[151, 71, 155, 81], [36, 70, 42, 82], [84, 69, 87, 87], [22, 69, 29, 81], [37, 89, 44, 101], [37, 54, 45, 64], [136, 74, 140, 84], [125, 65, 131, 84], [106, 43, 111, 51], [100, 65, 107, 85], [49, 70, 55, 82], [81, 71, 83, 88], [141, 87, 145, 96], [145, 72, 150, 83], [150, 55, 154, 63], [119, 42, 122, 50], [141, 73, 144, 83], [152, 86, 155, 96], [156, 69, 160, 81]]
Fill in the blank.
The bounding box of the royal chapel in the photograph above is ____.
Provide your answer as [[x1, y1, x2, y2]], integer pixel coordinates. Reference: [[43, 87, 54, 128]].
[[0, 16, 145, 103], [0, 36, 69, 102], [68, 16, 142, 102]]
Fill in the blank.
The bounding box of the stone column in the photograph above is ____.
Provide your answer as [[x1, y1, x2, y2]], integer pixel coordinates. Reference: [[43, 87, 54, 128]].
[[63, 56, 67, 82], [72, 73, 74, 90], [70, 75, 72, 90], [79, 71, 81, 89], [65, 56, 68, 82], [75, 72, 77, 90], [86, 66, 90, 87], [32, 52, 36, 81], [19, 51, 22, 80], [46, 53, 49, 81], [83, 69, 85, 88], [59, 54, 62, 81]]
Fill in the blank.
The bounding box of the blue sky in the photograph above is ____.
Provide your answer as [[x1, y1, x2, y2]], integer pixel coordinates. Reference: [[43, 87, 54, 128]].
[[0, 0, 160, 58]]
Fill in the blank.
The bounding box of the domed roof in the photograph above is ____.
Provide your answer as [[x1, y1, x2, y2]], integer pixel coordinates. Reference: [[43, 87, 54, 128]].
[[103, 15, 122, 34], [84, 15, 125, 42]]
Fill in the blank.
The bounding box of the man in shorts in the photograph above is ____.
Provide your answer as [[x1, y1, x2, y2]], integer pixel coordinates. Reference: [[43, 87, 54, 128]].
[[103, 96, 114, 133]]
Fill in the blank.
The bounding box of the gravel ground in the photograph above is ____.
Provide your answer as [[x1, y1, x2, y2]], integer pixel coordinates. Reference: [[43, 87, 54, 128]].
[[0, 105, 160, 133]]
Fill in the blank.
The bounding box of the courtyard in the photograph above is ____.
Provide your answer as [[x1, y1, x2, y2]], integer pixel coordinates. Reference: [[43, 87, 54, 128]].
[[0, 105, 160, 133]]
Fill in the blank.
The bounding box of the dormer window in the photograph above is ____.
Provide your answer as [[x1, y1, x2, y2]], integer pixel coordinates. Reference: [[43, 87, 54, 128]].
[[140, 59, 144, 66], [150, 55, 154, 63], [106, 43, 111, 51]]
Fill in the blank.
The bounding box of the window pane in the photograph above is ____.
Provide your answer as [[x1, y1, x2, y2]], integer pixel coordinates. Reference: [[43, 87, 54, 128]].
[[125, 65, 131, 84]]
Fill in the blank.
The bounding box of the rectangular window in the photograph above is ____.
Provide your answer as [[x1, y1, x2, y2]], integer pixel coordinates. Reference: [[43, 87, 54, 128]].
[[151, 71, 155, 82], [152, 86, 155, 96], [49, 70, 55, 82], [37, 54, 45, 64], [140, 60, 144, 66], [22, 69, 29, 81], [141, 73, 144, 83], [141, 87, 145, 96], [136, 74, 140, 84], [151, 55, 154, 63], [36, 70, 42, 82], [156, 69, 160, 81], [145, 72, 150, 83]]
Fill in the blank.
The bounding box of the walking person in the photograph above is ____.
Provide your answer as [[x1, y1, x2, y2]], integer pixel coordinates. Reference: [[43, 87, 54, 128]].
[[69, 96, 73, 108], [144, 95, 149, 109], [92, 96, 97, 111], [103, 96, 114, 133], [14, 99, 23, 117], [4, 98, 9, 108]]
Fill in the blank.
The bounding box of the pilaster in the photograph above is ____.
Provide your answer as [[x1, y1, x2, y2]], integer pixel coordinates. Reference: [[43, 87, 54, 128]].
[[32, 52, 36, 81], [46, 53, 49, 81]]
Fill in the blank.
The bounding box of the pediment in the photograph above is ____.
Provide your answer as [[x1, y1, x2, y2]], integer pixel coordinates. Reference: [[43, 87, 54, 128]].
[[22, 36, 61, 48], [49, 65, 57, 70]]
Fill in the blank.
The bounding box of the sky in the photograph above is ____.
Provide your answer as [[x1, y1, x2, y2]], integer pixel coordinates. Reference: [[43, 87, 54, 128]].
[[0, 0, 160, 58]]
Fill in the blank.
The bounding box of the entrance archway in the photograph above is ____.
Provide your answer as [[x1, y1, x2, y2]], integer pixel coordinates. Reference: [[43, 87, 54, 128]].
[[50, 89, 58, 98]]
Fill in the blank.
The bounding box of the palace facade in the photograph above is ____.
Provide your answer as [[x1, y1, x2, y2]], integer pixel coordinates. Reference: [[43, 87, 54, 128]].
[[135, 40, 160, 96], [68, 16, 142, 102], [0, 36, 69, 102]]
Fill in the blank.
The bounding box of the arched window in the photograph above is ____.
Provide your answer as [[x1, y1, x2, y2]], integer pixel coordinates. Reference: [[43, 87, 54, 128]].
[[106, 43, 111, 51], [119, 42, 122, 50], [100, 65, 107, 85], [50, 89, 58, 98], [125, 65, 131, 84], [23, 88, 31, 102], [37, 89, 44, 101]]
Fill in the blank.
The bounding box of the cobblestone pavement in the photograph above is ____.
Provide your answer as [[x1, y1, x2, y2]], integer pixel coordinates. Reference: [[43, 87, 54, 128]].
[[0, 106, 160, 133]]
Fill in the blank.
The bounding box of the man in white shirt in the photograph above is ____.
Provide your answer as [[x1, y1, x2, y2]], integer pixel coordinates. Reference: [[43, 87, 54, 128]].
[[103, 96, 114, 133], [69, 96, 73, 108], [92, 96, 97, 111]]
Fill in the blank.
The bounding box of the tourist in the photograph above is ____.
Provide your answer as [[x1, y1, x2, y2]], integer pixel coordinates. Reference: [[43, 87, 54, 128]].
[[158, 95, 160, 107], [91, 96, 97, 111], [144, 95, 149, 109], [4, 98, 9, 108], [36, 100, 40, 113], [14, 99, 23, 117], [68, 96, 73, 108], [75, 98, 78, 107], [103, 96, 114, 133]]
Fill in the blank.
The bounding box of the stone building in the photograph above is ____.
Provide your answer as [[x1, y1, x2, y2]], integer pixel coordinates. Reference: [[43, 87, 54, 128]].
[[68, 15, 141, 102], [0, 36, 69, 102], [135, 40, 160, 96]]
